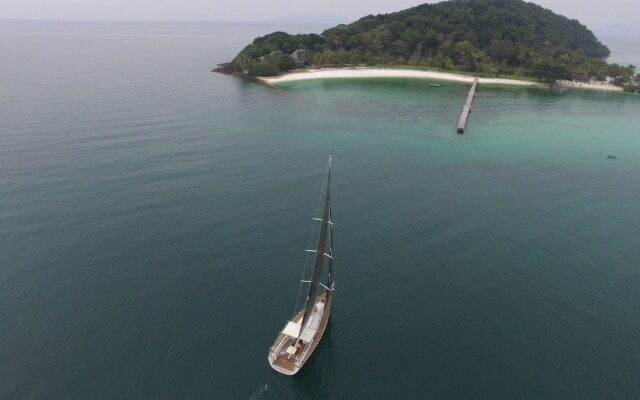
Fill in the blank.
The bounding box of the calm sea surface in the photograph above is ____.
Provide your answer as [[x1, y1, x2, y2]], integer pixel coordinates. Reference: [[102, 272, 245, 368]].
[[1, 21, 640, 399], [603, 36, 640, 67]]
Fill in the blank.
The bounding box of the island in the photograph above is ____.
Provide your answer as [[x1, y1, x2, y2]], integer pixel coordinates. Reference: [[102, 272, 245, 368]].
[[215, 0, 639, 92]]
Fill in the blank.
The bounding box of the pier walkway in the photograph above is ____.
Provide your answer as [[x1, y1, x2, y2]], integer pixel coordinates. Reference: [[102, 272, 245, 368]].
[[457, 78, 479, 134]]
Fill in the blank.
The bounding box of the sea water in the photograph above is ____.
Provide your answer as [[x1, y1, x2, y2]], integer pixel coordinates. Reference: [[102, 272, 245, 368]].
[[1, 21, 640, 399], [603, 36, 640, 68]]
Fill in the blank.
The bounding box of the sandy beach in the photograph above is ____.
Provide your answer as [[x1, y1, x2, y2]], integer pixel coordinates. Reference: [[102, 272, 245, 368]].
[[555, 80, 623, 91], [262, 68, 541, 87], [262, 68, 624, 92]]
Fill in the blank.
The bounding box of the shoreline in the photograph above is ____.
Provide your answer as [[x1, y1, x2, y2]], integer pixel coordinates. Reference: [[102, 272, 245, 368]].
[[261, 68, 543, 87], [260, 68, 624, 92], [555, 79, 623, 92]]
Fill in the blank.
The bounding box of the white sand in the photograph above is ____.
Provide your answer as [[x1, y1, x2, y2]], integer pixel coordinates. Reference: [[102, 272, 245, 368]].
[[262, 68, 541, 87], [555, 80, 623, 92], [262, 68, 625, 92]]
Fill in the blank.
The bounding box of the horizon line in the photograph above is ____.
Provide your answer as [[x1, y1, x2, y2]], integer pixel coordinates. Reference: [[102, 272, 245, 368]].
[[1, 17, 638, 33], [0, 16, 353, 24]]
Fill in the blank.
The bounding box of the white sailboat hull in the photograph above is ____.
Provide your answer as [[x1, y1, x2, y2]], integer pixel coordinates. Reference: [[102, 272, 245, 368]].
[[268, 155, 334, 376]]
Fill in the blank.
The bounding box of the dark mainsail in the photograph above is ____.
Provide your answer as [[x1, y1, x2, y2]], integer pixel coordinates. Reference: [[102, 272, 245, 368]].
[[298, 156, 332, 340], [326, 203, 334, 304]]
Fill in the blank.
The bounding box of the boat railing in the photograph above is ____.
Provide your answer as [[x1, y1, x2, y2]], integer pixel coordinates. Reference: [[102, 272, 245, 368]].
[[268, 321, 305, 366], [272, 321, 290, 349]]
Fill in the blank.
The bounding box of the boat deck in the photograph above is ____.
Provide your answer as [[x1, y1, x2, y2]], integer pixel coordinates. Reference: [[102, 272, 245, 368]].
[[269, 293, 331, 374]]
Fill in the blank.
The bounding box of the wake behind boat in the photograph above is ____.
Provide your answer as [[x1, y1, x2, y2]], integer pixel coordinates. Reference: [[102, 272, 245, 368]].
[[268, 156, 335, 375]]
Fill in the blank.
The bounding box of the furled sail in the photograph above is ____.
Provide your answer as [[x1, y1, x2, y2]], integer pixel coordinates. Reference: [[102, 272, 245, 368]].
[[298, 156, 331, 340]]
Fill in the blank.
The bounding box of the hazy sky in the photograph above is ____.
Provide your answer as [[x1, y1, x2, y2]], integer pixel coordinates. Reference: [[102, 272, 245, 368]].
[[1, 0, 637, 29]]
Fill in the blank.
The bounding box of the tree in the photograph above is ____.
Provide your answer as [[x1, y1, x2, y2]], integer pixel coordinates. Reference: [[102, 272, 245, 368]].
[[237, 55, 253, 73], [432, 54, 454, 70], [364, 50, 374, 65], [321, 49, 336, 66], [312, 52, 324, 67], [348, 50, 363, 67], [472, 50, 488, 74], [277, 54, 296, 71], [229, 0, 616, 78], [516, 46, 528, 69], [250, 60, 278, 76], [533, 59, 571, 82], [454, 40, 478, 70]]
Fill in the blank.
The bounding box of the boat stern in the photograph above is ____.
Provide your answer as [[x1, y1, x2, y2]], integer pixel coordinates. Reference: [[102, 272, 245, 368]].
[[268, 356, 299, 375], [267, 349, 300, 375]]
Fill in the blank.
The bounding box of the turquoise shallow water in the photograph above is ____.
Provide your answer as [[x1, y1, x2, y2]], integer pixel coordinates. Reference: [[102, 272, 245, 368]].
[[1, 21, 640, 399]]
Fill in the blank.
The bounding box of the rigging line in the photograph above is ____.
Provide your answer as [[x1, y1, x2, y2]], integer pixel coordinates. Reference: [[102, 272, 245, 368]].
[[292, 159, 331, 318]]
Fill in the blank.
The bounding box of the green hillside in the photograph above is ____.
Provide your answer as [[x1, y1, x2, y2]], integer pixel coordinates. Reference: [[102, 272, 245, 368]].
[[216, 0, 637, 86]]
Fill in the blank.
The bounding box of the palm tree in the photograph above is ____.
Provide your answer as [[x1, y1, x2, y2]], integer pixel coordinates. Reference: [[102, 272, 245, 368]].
[[517, 47, 527, 69]]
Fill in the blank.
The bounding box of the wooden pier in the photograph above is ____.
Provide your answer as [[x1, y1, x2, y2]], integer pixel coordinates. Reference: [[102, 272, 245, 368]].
[[457, 77, 479, 134]]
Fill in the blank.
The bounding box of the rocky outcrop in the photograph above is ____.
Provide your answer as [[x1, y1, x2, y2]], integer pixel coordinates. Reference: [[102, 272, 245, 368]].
[[212, 62, 236, 74]]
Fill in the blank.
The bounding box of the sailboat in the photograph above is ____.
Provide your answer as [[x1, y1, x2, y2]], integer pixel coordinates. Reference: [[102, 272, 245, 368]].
[[268, 156, 335, 375]]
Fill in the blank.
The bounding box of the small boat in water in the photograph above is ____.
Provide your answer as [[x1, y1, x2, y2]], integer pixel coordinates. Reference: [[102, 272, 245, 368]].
[[268, 156, 335, 375], [429, 83, 441, 87]]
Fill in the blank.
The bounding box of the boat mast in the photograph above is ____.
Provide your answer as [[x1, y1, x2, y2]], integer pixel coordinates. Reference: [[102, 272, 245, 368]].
[[326, 201, 334, 304], [298, 156, 332, 340]]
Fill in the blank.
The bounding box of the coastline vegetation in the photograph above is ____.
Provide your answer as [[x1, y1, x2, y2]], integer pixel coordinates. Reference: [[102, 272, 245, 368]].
[[220, 0, 637, 89]]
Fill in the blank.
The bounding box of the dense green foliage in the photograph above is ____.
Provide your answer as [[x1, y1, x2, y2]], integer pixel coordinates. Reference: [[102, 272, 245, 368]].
[[238, 31, 325, 60], [234, 32, 325, 76], [230, 0, 636, 87], [322, 0, 608, 61], [623, 74, 640, 92]]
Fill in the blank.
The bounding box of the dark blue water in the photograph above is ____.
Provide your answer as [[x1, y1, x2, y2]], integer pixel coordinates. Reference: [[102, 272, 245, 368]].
[[1, 21, 640, 399]]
